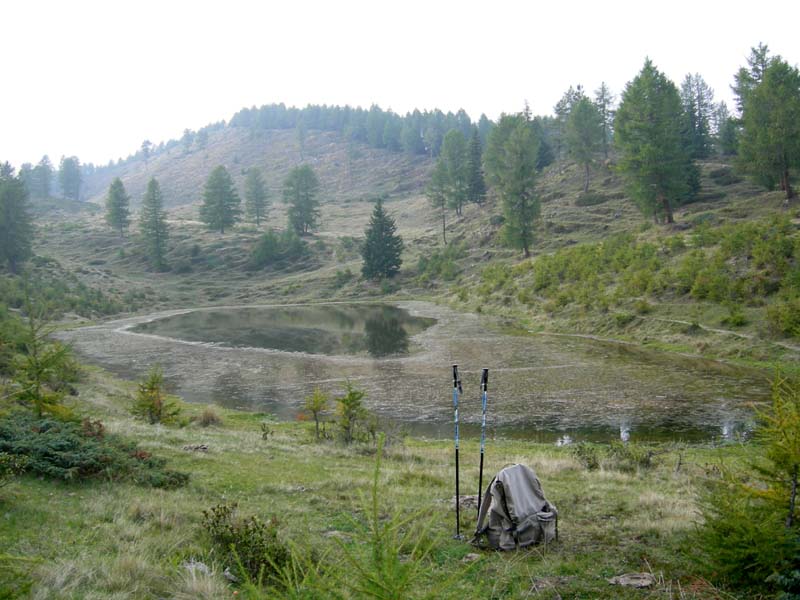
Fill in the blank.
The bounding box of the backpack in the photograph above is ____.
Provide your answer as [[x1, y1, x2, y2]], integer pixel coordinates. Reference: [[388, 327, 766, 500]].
[[471, 464, 558, 550]]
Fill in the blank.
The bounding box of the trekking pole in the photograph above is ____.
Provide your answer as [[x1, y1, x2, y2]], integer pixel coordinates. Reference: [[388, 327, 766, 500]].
[[452, 364, 463, 539], [477, 368, 489, 517]]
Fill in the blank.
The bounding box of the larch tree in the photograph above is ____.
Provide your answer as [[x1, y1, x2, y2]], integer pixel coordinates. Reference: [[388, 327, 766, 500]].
[[139, 178, 169, 270], [484, 114, 541, 258], [0, 163, 34, 274], [594, 82, 615, 159], [566, 96, 603, 192], [680, 73, 715, 159], [31, 155, 52, 199], [105, 177, 130, 236], [438, 129, 469, 216], [200, 165, 241, 233], [425, 159, 449, 245], [58, 156, 81, 201], [244, 167, 269, 226], [738, 57, 800, 200], [466, 127, 486, 206], [614, 59, 694, 224], [283, 164, 320, 235], [360, 198, 404, 280]]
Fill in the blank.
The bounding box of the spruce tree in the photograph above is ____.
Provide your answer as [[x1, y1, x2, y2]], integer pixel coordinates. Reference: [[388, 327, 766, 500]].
[[360, 198, 404, 280], [0, 163, 34, 274], [466, 128, 486, 206], [139, 178, 169, 270], [244, 167, 269, 226], [614, 59, 694, 224], [283, 165, 320, 235], [105, 177, 130, 236], [200, 165, 241, 233], [680, 73, 715, 160]]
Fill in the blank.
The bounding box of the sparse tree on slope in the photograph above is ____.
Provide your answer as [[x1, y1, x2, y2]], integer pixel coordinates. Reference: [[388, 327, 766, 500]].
[[439, 129, 469, 216], [466, 128, 486, 206], [594, 82, 615, 159], [31, 155, 52, 199], [566, 96, 603, 192], [738, 57, 800, 199], [139, 178, 169, 270], [614, 59, 694, 224], [484, 115, 541, 258], [283, 165, 320, 235], [426, 160, 449, 245], [105, 178, 130, 236], [732, 42, 773, 114], [200, 165, 241, 233], [58, 156, 81, 201], [680, 73, 715, 160], [244, 167, 269, 227], [0, 163, 34, 273], [361, 198, 404, 280]]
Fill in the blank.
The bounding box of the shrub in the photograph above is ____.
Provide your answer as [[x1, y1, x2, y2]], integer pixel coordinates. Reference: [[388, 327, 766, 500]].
[[202, 503, 290, 584], [197, 406, 223, 427], [571, 443, 600, 470], [574, 191, 608, 206], [767, 298, 800, 338], [614, 312, 636, 327], [132, 366, 181, 425], [0, 452, 28, 488], [0, 412, 188, 487], [417, 243, 465, 282], [249, 230, 309, 270], [333, 268, 353, 288], [606, 441, 656, 472]]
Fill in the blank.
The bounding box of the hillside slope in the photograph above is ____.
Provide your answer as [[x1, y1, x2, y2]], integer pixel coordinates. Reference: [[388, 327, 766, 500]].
[[82, 128, 433, 209]]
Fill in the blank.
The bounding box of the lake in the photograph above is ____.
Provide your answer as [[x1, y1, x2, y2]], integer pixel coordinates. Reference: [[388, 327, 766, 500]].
[[58, 301, 769, 442]]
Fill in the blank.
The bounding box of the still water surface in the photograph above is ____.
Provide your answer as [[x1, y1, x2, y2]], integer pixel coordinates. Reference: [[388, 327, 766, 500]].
[[59, 302, 769, 442]]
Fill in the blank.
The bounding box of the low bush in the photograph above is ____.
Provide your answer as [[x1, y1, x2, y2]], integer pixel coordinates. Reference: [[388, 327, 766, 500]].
[[0, 412, 188, 487], [0, 452, 28, 488], [196, 406, 223, 427], [202, 503, 290, 584], [574, 191, 608, 206], [571, 443, 600, 470], [606, 441, 656, 472], [248, 230, 310, 270], [417, 243, 465, 282]]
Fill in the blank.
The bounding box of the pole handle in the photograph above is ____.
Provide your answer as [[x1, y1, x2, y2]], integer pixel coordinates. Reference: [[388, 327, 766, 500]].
[[452, 364, 462, 393], [481, 368, 489, 390]]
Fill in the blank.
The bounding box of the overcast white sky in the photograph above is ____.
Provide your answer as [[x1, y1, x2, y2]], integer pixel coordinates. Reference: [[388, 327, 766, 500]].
[[2, 0, 798, 169]]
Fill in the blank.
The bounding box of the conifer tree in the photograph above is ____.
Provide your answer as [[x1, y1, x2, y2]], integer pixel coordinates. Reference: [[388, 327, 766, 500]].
[[0, 163, 34, 273], [566, 97, 603, 192], [58, 156, 82, 201], [680, 73, 715, 160], [738, 57, 800, 199], [425, 160, 449, 245], [360, 198, 404, 280], [244, 167, 269, 226], [31, 155, 52, 199], [594, 82, 615, 159], [614, 59, 694, 224], [283, 164, 320, 235], [200, 165, 241, 233], [139, 178, 169, 270], [484, 115, 541, 257], [466, 128, 486, 206], [439, 130, 468, 216], [105, 177, 130, 236]]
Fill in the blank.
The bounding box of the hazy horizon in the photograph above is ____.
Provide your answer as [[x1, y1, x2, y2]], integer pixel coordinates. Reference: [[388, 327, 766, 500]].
[[2, 0, 798, 169]]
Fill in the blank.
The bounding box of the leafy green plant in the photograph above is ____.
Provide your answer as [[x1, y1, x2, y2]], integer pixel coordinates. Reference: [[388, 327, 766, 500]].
[[202, 503, 291, 585], [0, 412, 188, 487], [571, 443, 600, 471], [0, 452, 28, 488], [606, 441, 656, 472], [131, 366, 181, 425]]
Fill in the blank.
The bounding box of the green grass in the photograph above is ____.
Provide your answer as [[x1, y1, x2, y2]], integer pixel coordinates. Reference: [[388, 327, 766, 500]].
[[0, 366, 762, 599]]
